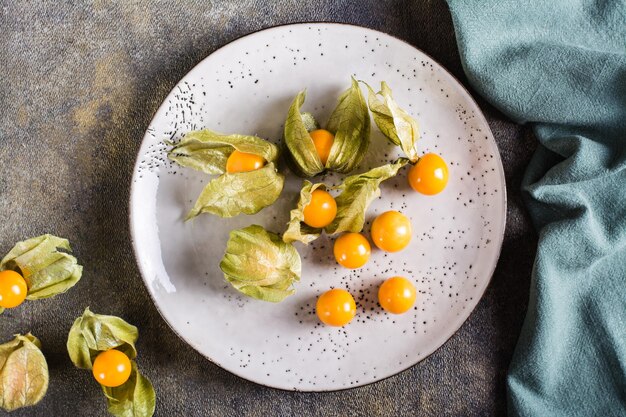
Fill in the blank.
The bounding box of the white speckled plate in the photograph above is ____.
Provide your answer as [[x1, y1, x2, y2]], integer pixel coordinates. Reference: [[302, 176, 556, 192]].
[[130, 23, 506, 391]]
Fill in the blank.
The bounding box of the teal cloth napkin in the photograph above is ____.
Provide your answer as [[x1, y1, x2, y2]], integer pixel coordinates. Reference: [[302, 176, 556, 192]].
[[446, 0, 626, 415]]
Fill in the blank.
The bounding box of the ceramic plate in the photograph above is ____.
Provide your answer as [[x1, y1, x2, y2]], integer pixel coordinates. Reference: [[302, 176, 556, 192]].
[[130, 23, 506, 391]]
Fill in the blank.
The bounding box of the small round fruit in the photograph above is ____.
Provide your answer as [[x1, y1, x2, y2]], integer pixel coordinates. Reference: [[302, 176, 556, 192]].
[[309, 129, 335, 165], [92, 349, 132, 387], [225, 150, 266, 173], [408, 153, 449, 195], [316, 288, 356, 326], [0, 270, 28, 309], [378, 276, 417, 314], [333, 233, 371, 269], [303, 189, 337, 228], [371, 211, 412, 252]]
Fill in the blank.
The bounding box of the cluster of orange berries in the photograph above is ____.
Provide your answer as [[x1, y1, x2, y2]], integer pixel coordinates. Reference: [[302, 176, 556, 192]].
[[305, 130, 449, 327], [315, 210, 419, 328]]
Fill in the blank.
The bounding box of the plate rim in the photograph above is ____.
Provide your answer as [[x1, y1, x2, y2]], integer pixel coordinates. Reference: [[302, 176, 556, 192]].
[[128, 21, 508, 392]]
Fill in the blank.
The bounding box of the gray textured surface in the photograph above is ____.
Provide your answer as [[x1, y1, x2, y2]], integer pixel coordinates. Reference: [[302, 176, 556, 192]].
[[0, 1, 537, 416]]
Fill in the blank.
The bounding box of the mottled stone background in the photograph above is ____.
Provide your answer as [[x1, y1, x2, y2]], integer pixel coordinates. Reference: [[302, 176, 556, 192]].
[[0, 1, 537, 416]]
